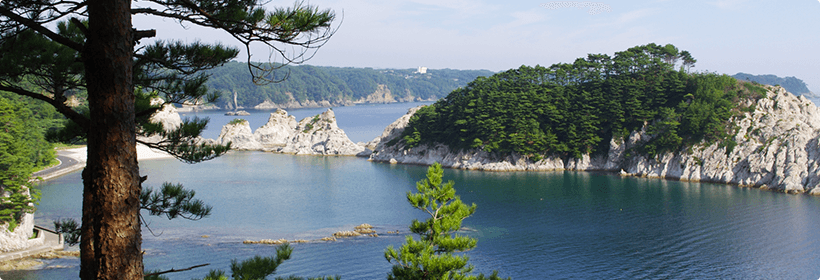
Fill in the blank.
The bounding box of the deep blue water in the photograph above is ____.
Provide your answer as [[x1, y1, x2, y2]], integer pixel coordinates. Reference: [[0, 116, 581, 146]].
[[5, 103, 820, 280]]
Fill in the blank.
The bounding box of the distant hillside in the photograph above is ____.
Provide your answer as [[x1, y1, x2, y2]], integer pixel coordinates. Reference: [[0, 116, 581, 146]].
[[204, 62, 495, 109], [732, 73, 813, 96]]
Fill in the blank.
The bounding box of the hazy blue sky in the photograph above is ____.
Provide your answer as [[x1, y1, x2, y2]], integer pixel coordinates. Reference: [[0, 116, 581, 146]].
[[135, 0, 820, 92]]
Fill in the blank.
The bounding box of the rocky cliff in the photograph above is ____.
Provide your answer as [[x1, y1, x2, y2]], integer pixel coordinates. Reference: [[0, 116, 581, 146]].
[[369, 86, 820, 194], [218, 108, 365, 155], [0, 188, 41, 252], [148, 100, 182, 131]]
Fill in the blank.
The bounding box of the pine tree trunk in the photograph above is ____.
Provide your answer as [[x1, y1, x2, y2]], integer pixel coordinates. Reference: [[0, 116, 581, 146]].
[[80, 0, 143, 279]]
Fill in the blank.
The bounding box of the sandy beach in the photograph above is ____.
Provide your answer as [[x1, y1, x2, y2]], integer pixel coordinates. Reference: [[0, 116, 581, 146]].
[[36, 143, 174, 181]]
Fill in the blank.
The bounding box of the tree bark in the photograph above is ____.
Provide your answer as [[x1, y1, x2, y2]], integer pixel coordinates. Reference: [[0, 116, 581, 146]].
[[80, 0, 143, 279]]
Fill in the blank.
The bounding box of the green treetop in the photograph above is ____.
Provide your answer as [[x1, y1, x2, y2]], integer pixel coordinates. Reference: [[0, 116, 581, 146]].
[[385, 163, 508, 280], [0, 96, 52, 230]]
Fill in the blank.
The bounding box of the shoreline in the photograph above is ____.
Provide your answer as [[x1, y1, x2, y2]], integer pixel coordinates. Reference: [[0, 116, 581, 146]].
[[34, 144, 174, 181]]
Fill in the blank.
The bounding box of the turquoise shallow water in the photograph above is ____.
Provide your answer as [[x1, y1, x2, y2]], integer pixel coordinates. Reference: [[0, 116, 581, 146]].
[[5, 103, 820, 279]]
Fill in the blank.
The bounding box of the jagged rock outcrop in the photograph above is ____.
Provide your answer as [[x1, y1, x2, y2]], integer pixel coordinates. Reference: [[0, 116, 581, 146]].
[[363, 106, 423, 151], [140, 99, 183, 148], [149, 99, 182, 131], [218, 119, 263, 150], [277, 109, 364, 155], [254, 109, 298, 148], [369, 86, 820, 194], [217, 108, 364, 155]]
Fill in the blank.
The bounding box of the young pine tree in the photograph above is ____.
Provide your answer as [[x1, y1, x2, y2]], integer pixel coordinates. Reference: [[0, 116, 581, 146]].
[[385, 163, 508, 280]]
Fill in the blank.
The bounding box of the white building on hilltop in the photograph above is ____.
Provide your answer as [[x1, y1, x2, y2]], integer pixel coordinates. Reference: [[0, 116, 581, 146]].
[[416, 66, 427, 74]]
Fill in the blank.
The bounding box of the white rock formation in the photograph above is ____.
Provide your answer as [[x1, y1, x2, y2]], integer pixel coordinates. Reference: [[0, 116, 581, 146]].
[[369, 86, 820, 194], [149, 99, 182, 131], [0, 187, 42, 252], [254, 109, 298, 148], [216, 109, 364, 155], [218, 119, 263, 150], [0, 213, 41, 252], [364, 106, 423, 151], [277, 109, 365, 155]]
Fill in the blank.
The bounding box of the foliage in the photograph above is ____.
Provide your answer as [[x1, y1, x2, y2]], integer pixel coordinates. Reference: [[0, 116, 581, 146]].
[[385, 163, 508, 280], [0, 96, 50, 229], [229, 118, 248, 125], [54, 217, 80, 246], [205, 62, 494, 109], [0, 0, 338, 278], [188, 243, 340, 280], [140, 183, 212, 221], [400, 43, 753, 159]]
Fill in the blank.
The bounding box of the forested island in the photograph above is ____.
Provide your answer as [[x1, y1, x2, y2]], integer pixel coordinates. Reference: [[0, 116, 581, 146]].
[[204, 62, 494, 109], [369, 43, 820, 194]]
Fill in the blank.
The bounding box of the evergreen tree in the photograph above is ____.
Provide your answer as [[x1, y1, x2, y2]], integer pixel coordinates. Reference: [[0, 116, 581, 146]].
[[398, 44, 748, 160], [385, 163, 508, 280], [0, 1, 336, 279], [0, 96, 51, 230]]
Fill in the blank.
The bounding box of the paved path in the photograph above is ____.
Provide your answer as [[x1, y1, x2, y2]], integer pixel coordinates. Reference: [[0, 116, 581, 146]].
[[32, 145, 172, 182], [32, 155, 82, 181]]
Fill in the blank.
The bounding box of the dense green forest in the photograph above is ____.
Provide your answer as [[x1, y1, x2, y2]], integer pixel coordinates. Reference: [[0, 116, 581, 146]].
[[397, 43, 768, 160], [0, 90, 58, 227], [205, 62, 494, 108], [732, 73, 811, 95]]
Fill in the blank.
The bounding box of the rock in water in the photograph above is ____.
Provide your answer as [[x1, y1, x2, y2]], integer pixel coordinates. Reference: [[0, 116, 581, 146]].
[[369, 86, 820, 194], [149, 99, 182, 131], [218, 119, 263, 150], [214, 108, 363, 155], [254, 109, 298, 148], [225, 110, 251, 116], [277, 109, 365, 155]]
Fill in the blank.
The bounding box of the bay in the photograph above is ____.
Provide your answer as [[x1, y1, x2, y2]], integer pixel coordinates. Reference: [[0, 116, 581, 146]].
[[5, 103, 820, 280]]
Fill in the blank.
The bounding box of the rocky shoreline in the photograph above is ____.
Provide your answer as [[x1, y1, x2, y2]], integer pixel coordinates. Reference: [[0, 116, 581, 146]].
[[176, 93, 437, 113], [367, 86, 820, 195]]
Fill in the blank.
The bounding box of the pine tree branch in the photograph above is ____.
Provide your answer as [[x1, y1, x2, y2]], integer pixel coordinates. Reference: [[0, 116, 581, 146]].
[[0, 83, 89, 130], [143, 263, 210, 277], [0, 7, 83, 52]]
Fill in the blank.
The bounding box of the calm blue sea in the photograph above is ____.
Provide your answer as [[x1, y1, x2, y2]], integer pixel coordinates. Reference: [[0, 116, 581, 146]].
[[5, 102, 820, 280]]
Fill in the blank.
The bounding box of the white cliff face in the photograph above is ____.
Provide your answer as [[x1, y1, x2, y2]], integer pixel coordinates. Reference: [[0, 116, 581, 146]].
[[254, 109, 297, 148], [0, 186, 42, 252], [365, 106, 423, 150], [215, 109, 364, 155], [369, 86, 820, 194], [218, 119, 263, 150], [149, 103, 182, 131], [277, 109, 365, 155], [0, 212, 41, 252], [139, 99, 183, 151]]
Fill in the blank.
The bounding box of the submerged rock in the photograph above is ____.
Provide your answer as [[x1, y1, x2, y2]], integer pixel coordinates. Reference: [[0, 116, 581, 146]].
[[370, 86, 820, 194]]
